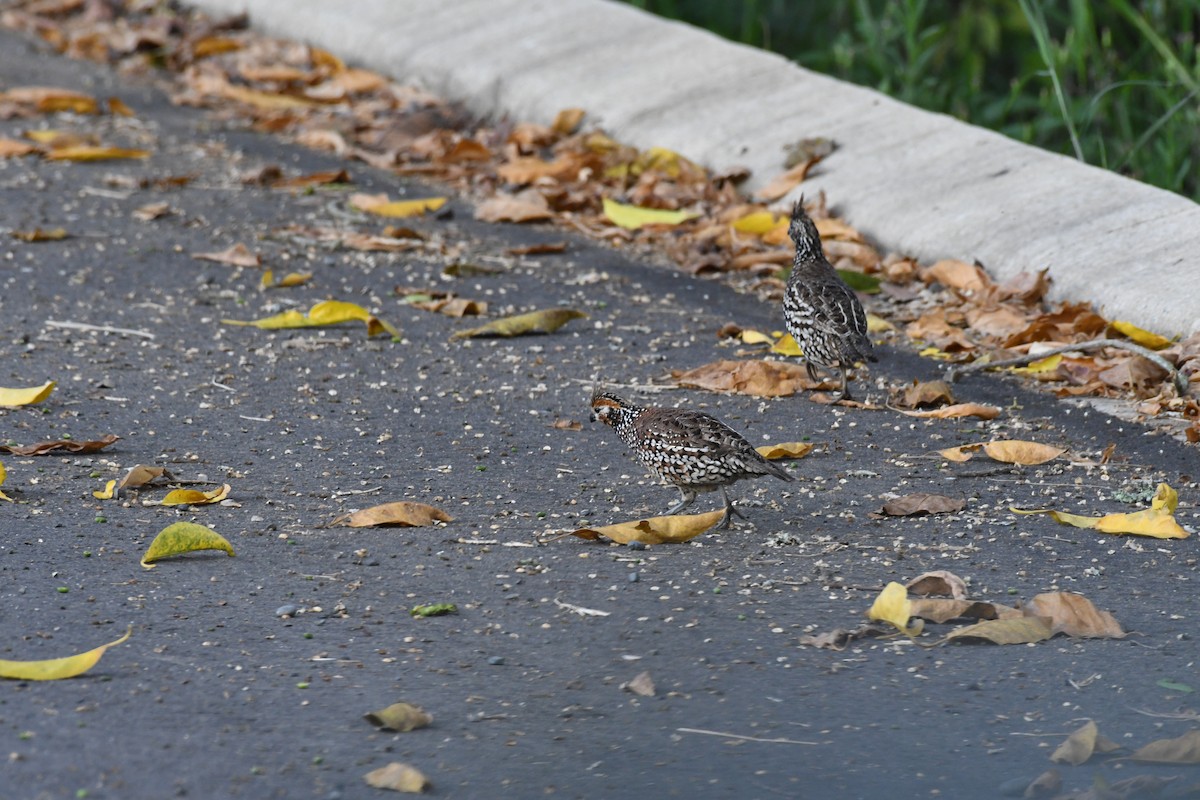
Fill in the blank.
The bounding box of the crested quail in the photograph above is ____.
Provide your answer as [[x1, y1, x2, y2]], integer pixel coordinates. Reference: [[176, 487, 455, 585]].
[[782, 200, 876, 401], [590, 390, 793, 528]]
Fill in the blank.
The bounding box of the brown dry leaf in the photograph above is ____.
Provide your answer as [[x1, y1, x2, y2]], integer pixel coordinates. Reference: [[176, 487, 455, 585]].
[[331, 502, 453, 528], [475, 192, 553, 223], [118, 465, 172, 493], [192, 243, 261, 268], [925, 259, 990, 294], [937, 443, 984, 462], [0, 138, 39, 157], [107, 96, 134, 117], [363, 762, 430, 793], [451, 308, 586, 339], [12, 228, 68, 242], [364, 702, 433, 732], [0, 434, 119, 455], [898, 403, 1001, 420], [1023, 592, 1125, 638], [1051, 720, 1121, 766], [1, 86, 98, 114], [982, 440, 1065, 465], [902, 380, 954, 408], [497, 154, 587, 184], [965, 305, 1030, 339], [552, 418, 582, 431], [132, 202, 171, 221], [906, 570, 968, 599], [672, 359, 821, 398], [506, 242, 567, 256], [996, 268, 1051, 304], [273, 168, 351, 190], [45, 145, 149, 161], [905, 308, 977, 352], [1130, 729, 1200, 763], [552, 107, 586, 135], [943, 616, 1053, 645], [570, 509, 725, 545], [907, 599, 1017, 624], [881, 493, 965, 516], [756, 442, 814, 460], [754, 158, 821, 202], [622, 670, 656, 697]]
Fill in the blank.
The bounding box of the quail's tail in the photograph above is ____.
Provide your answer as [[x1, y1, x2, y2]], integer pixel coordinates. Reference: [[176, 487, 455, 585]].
[[756, 456, 795, 482]]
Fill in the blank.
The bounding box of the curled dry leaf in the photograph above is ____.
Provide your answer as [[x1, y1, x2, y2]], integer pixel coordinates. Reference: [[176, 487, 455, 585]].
[[12, 227, 68, 242], [331, 501, 453, 528], [141, 522, 235, 568], [622, 670, 656, 697], [881, 493, 965, 517], [0, 434, 119, 455], [898, 403, 1000, 420], [1012, 483, 1188, 539], [942, 616, 1053, 645], [474, 192, 553, 223], [451, 308, 586, 340], [939, 440, 1064, 465], [0, 627, 131, 681], [45, 145, 150, 161], [1130, 729, 1200, 764], [673, 359, 820, 398], [908, 599, 1019, 624], [364, 702, 433, 732], [901, 380, 955, 408], [363, 762, 430, 794], [351, 193, 447, 218], [160, 484, 230, 506], [906, 570, 968, 600], [1051, 720, 1121, 766], [261, 270, 313, 289], [756, 442, 814, 460], [192, 243, 261, 267], [223, 300, 398, 338], [0, 380, 56, 407], [1023, 592, 1125, 638], [571, 509, 725, 545]]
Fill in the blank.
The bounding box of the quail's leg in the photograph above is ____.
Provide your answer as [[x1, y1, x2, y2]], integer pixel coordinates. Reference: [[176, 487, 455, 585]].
[[717, 487, 745, 529], [832, 367, 851, 403], [665, 487, 696, 516], [805, 360, 820, 384]]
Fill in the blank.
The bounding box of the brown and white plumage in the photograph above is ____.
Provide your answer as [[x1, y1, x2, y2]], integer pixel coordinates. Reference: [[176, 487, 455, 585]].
[[590, 390, 793, 527], [782, 201, 876, 401]]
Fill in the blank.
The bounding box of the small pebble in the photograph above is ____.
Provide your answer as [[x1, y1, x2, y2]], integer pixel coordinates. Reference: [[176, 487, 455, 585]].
[[487, 656, 505, 666], [627, 541, 646, 551], [628, 572, 639, 583], [275, 604, 299, 618]]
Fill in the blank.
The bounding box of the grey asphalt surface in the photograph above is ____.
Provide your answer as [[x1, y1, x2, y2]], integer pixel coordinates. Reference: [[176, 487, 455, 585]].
[[2, 26, 1200, 800]]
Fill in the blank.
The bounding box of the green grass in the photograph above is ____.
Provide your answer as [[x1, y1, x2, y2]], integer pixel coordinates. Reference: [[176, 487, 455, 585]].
[[622, 0, 1200, 199]]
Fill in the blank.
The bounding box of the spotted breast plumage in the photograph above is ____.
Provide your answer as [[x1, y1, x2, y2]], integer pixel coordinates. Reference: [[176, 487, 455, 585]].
[[590, 390, 793, 527], [782, 200, 876, 401]]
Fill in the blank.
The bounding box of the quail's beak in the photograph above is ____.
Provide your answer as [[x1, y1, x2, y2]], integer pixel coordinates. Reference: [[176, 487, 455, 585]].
[[588, 410, 598, 423]]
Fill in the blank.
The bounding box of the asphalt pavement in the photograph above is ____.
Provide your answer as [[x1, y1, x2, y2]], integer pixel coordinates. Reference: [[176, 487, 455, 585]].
[[1, 23, 1199, 800]]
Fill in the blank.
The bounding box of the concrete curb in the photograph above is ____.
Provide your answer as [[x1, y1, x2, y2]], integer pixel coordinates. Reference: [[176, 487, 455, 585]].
[[187, 0, 1200, 336]]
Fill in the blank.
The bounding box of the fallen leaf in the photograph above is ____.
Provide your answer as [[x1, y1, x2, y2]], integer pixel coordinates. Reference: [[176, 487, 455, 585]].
[[506, 242, 567, 256], [141, 522, 235, 568], [769, 333, 804, 357], [272, 168, 351, 190], [0, 138, 39, 157], [906, 570, 968, 600], [218, 83, 319, 110], [672, 359, 821, 398], [942, 616, 1052, 645], [261, 269, 313, 289], [938, 443, 984, 462], [0, 434, 119, 455], [0, 460, 11, 502], [45, 145, 149, 161], [552, 418, 582, 431], [92, 480, 115, 500], [881, 493, 965, 516], [12, 227, 68, 242], [474, 192, 553, 223], [907, 598, 1015, 624], [1130, 729, 1200, 764], [754, 158, 820, 202], [552, 107, 585, 134], [901, 380, 955, 408], [1023, 592, 1125, 638], [602, 197, 698, 229], [1110, 320, 1172, 350], [622, 670, 656, 697], [1051, 720, 1121, 766], [364, 762, 430, 793], [107, 96, 135, 117], [160, 484, 230, 506], [865, 582, 923, 637], [1, 86, 99, 113], [756, 442, 814, 460], [364, 702, 433, 732], [223, 300, 398, 338], [117, 465, 172, 493], [132, 202, 171, 221], [571, 509, 725, 545], [1012, 483, 1188, 539], [330, 501, 453, 528], [450, 308, 586, 339], [192, 243, 261, 267], [837, 269, 881, 294], [351, 193, 447, 218], [898, 403, 1000, 420], [925, 259, 990, 294], [0, 380, 55, 407], [941, 440, 1064, 465], [411, 603, 457, 618], [0, 627, 131, 681], [1156, 679, 1193, 693]]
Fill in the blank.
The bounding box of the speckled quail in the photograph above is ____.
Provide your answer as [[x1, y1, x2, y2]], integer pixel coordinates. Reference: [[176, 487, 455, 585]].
[[590, 390, 793, 528], [782, 200, 876, 401]]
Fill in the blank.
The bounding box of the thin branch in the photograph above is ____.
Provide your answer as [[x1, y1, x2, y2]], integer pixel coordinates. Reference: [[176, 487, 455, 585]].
[[45, 320, 155, 339], [676, 727, 822, 746], [946, 338, 1188, 395]]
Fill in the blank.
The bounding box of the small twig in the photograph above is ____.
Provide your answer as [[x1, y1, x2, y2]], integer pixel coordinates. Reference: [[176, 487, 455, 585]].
[[553, 598, 611, 617], [676, 727, 822, 746], [45, 320, 155, 339], [946, 338, 1187, 395], [1132, 708, 1200, 721], [238, 415, 272, 422], [210, 378, 235, 392], [331, 486, 383, 497]]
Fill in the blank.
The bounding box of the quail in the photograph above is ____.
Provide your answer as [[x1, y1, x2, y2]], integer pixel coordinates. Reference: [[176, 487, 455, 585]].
[[590, 390, 793, 528], [782, 200, 876, 401]]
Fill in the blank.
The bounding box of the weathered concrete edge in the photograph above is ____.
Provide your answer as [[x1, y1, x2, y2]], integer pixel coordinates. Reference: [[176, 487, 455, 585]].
[[186, 0, 1200, 336]]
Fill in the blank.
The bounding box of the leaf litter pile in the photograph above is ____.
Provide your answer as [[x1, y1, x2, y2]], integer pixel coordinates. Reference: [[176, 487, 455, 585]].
[[1, 3, 1199, 797]]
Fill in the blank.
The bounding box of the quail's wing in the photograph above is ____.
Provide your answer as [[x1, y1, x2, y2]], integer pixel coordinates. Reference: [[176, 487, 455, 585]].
[[641, 409, 755, 459]]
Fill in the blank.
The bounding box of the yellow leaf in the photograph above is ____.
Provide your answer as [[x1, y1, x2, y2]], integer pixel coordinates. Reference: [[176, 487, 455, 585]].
[[351, 193, 447, 218], [364, 702, 433, 732], [0, 380, 55, 407], [275, 271, 312, 288], [451, 308, 586, 340], [756, 442, 814, 460], [45, 146, 150, 161], [769, 333, 804, 357], [363, 762, 430, 793], [1010, 353, 1063, 375], [866, 313, 894, 333], [866, 582, 923, 636], [92, 480, 116, 500], [739, 329, 773, 345], [160, 484, 230, 506], [223, 300, 396, 338], [12, 227, 68, 242], [0, 460, 10, 503], [601, 197, 698, 230], [331, 501, 453, 528], [1110, 320, 1172, 350], [571, 509, 725, 545], [140, 521, 235, 568], [731, 211, 784, 235], [1011, 484, 1188, 539], [0, 626, 131, 681]]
